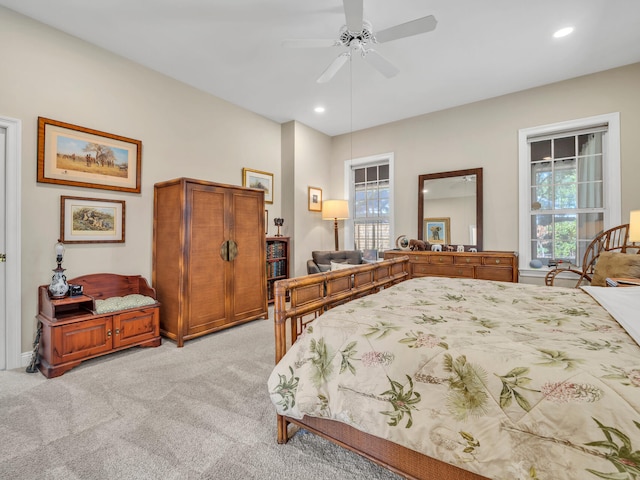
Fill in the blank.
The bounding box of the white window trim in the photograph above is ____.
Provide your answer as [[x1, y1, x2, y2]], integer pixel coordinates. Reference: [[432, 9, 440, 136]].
[[518, 113, 621, 278], [343, 152, 395, 250]]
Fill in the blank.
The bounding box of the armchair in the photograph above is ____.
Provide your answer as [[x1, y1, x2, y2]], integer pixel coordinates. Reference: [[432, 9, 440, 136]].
[[307, 250, 366, 275], [545, 223, 640, 287]]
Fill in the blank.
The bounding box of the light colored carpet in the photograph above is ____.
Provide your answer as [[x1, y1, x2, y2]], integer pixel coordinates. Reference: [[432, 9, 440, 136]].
[[0, 316, 401, 480]]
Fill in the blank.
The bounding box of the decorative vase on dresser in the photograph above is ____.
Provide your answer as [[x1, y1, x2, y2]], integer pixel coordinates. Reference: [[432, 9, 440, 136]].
[[384, 250, 518, 283], [153, 178, 268, 347]]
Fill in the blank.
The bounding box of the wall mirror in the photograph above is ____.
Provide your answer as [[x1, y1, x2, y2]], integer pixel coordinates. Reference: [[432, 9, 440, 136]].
[[418, 168, 483, 251]]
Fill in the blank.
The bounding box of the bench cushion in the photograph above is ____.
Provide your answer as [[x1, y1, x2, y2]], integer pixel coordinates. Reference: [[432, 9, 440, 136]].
[[95, 294, 157, 314]]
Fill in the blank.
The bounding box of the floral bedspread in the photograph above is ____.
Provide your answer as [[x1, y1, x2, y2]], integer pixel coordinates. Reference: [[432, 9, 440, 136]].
[[268, 277, 640, 480]]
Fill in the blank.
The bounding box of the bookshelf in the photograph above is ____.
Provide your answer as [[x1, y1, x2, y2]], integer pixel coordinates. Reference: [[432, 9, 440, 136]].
[[266, 236, 290, 303]]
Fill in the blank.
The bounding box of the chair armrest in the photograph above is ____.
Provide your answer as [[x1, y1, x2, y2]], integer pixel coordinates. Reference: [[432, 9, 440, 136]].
[[307, 260, 321, 275], [545, 268, 590, 288]]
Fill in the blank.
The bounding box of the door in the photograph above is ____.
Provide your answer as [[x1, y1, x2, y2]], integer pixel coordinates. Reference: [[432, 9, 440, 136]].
[[187, 182, 228, 334], [113, 308, 159, 348], [0, 116, 21, 371], [0, 126, 6, 370], [51, 317, 113, 363], [229, 188, 267, 321]]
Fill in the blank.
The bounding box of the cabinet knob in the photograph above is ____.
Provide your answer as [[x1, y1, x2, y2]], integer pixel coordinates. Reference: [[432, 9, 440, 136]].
[[439, 257, 443, 262], [495, 259, 501, 264], [465, 258, 470, 263], [115, 329, 121, 335], [107, 330, 112, 337]]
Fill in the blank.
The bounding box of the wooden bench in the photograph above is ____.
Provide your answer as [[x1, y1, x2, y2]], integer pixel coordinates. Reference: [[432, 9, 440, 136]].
[[36, 273, 161, 378]]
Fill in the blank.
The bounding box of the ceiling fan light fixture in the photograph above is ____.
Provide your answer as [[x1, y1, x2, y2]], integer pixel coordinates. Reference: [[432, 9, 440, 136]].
[[553, 26, 574, 38], [289, 1, 437, 84]]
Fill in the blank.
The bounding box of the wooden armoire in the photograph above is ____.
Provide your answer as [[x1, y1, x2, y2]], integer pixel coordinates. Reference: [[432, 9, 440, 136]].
[[153, 178, 268, 347]]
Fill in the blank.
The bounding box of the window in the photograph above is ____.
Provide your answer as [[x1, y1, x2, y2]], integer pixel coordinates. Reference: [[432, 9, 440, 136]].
[[344, 154, 394, 253], [518, 114, 620, 273]]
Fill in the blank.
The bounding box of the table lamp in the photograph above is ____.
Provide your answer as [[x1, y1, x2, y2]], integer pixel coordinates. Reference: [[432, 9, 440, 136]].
[[48, 239, 69, 298], [322, 200, 349, 251]]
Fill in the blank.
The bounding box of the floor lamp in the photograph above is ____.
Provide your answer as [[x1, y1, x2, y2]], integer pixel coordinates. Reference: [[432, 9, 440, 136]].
[[322, 200, 349, 251]]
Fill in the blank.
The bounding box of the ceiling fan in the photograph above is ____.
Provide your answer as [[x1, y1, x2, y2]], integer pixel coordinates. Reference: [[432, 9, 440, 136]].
[[283, 0, 437, 83]]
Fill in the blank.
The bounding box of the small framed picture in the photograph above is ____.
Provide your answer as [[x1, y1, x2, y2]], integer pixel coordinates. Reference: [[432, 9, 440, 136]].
[[424, 217, 450, 245], [242, 168, 273, 204], [60, 196, 125, 244], [308, 186, 322, 212]]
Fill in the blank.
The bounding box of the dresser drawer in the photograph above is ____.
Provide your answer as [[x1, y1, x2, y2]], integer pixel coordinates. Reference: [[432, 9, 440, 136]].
[[428, 255, 454, 265], [482, 256, 512, 266], [476, 266, 515, 282], [413, 264, 474, 278], [454, 255, 482, 265]]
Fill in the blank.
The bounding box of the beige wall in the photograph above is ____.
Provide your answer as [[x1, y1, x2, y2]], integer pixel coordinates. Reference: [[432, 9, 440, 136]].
[[331, 62, 640, 256], [1, 8, 282, 351], [289, 122, 334, 277]]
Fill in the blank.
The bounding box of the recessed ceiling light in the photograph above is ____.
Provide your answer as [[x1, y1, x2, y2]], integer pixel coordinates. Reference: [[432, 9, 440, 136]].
[[553, 27, 574, 38], [314, 106, 325, 113]]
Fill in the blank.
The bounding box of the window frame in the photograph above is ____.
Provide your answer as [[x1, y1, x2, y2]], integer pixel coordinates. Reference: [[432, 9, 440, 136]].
[[343, 153, 395, 252], [518, 113, 621, 277]]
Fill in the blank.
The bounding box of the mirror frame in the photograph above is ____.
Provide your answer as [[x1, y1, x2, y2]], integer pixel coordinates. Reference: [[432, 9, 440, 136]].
[[418, 167, 483, 251]]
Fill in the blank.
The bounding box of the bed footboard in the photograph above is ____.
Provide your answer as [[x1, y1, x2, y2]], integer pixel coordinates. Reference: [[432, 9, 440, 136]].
[[273, 256, 409, 366]]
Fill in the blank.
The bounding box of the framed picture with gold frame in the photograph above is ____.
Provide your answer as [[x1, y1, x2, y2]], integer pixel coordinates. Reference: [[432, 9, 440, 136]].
[[37, 117, 141, 193], [308, 186, 322, 212], [424, 217, 450, 245], [60, 196, 125, 244], [242, 168, 273, 204]]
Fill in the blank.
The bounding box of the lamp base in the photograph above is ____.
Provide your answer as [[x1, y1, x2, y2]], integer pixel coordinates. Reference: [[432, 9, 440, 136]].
[[333, 218, 339, 251], [48, 266, 69, 298]]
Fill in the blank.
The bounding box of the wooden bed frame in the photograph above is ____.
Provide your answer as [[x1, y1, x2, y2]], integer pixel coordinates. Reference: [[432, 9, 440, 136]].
[[273, 256, 487, 480]]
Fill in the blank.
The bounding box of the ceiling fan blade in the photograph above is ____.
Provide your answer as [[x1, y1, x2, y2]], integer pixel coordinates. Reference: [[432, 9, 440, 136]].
[[375, 15, 437, 43], [343, 0, 364, 33], [317, 52, 350, 83], [282, 39, 340, 48], [362, 49, 399, 78]]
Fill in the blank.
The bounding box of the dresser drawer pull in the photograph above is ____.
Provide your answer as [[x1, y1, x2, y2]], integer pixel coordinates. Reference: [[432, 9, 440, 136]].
[[495, 259, 501, 264], [439, 257, 443, 262], [465, 258, 470, 263]]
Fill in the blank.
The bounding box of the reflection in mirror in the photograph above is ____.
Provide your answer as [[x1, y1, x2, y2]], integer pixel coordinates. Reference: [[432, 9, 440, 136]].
[[418, 168, 483, 251]]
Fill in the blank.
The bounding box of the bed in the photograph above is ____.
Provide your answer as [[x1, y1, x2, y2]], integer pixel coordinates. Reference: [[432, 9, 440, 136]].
[[268, 256, 640, 480]]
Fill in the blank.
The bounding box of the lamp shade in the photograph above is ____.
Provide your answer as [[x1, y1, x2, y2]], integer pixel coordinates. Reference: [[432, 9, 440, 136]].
[[630, 210, 640, 242], [322, 200, 349, 220]]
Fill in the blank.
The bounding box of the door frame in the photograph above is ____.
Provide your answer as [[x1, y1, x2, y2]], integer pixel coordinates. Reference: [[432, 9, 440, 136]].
[[1, 116, 22, 370]]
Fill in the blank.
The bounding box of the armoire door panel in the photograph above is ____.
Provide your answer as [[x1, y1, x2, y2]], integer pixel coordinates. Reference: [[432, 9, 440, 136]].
[[188, 186, 228, 329], [230, 192, 267, 318]]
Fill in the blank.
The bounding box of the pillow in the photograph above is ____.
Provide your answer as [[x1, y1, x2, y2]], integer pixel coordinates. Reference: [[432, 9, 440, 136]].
[[95, 294, 157, 314], [591, 251, 640, 287], [330, 261, 353, 271]]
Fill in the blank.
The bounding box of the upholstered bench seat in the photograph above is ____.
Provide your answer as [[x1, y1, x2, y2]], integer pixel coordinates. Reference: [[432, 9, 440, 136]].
[[94, 294, 158, 314]]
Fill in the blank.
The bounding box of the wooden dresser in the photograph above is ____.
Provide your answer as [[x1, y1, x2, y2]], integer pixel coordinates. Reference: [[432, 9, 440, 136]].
[[384, 250, 518, 283], [153, 178, 268, 347]]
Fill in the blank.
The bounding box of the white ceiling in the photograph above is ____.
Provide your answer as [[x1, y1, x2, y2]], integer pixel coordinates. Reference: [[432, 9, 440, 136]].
[[2, 0, 640, 136]]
